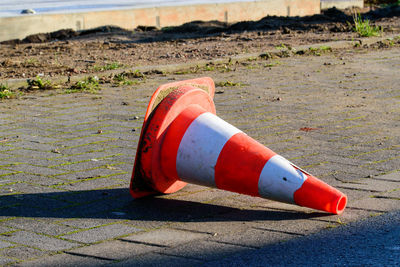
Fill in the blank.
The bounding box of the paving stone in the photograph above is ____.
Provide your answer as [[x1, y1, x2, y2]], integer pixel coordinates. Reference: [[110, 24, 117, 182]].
[[53, 168, 126, 181], [3, 149, 64, 161], [7, 164, 66, 176], [0, 256, 16, 265], [374, 171, 400, 182], [53, 136, 115, 148], [336, 179, 400, 193], [6, 140, 58, 151], [55, 176, 126, 191], [69, 240, 157, 261], [162, 239, 251, 262], [0, 245, 48, 260], [15, 252, 110, 267], [0, 168, 19, 176], [2, 217, 75, 236], [57, 218, 126, 230], [375, 189, 400, 199], [61, 223, 143, 244], [51, 158, 124, 172], [334, 187, 372, 203], [3, 173, 67, 186], [0, 240, 14, 249], [57, 143, 119, 156], [110, 252, 203, 267], [7, 182, 64, 194], [54, 151, 128, 164], [121, 228, 208, 247], [0, 231, 79, 251], [348, 197, 400, 213]]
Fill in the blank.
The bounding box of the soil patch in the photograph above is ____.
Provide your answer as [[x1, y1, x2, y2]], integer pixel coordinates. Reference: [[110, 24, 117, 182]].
[[0, 6, 399, 80]]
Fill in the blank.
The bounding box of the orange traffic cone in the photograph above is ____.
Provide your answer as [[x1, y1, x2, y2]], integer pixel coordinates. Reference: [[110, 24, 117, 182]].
[[130, 77, 347, 214]]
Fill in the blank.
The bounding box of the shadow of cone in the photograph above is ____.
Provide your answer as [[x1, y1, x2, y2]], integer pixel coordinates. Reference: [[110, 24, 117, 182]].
[[130, 77, 347, 215]]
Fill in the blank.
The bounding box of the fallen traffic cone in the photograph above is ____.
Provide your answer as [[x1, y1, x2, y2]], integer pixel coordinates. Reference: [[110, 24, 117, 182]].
[[130, 77, 347, 214]]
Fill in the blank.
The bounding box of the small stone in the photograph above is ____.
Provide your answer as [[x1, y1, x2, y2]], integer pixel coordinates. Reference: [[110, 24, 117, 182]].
[[21, 9, 36, 14], [51, 148, 61, 154], [111, 212, 126, 216]]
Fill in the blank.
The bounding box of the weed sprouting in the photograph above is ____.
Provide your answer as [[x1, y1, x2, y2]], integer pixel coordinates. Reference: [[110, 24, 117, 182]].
[[264, 61, 281, 67], [0, 83, 14, 99], [67, 76, 100, 93], [216, 81, 246, 87], [308, 46, 332, 56], [112, 73, 136, 86], [128, 70, 146, 79], [275, 43, 288, 50], [26, 76, 56, 90], [23, 58, 39, 67], [204, 64, 215, 71], [352, 13, 381, 37]]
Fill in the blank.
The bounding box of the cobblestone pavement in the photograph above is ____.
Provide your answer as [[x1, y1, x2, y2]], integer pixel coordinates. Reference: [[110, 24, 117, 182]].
[[0, 46, 399, 266]]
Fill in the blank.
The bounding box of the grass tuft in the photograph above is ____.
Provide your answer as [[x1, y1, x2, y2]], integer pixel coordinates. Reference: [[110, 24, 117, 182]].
[[0, 83, 14, 99], [26, 76, 56, 90], [66, 76, 100, 93], [352, 13, 381, 37]]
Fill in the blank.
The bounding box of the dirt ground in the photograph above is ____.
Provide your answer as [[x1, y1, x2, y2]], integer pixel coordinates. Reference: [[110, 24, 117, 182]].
[[0, 6, 400, 80]]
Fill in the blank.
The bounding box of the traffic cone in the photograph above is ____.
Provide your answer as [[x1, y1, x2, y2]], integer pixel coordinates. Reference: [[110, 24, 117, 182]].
[[130, 77, 347, 214]]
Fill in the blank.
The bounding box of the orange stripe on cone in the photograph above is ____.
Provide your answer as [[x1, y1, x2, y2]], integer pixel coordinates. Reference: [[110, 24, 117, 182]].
[[215, 133, 276, 196]]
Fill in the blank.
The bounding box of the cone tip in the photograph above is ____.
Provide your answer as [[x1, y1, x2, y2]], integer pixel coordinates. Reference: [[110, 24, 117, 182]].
[[294, 175, 348, 215], [335, 194, 347, 215]]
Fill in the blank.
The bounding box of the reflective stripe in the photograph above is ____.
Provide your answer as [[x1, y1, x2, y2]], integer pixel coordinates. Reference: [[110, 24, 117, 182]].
[[258, 155, 307, 204], [176, 112, 241, 187]]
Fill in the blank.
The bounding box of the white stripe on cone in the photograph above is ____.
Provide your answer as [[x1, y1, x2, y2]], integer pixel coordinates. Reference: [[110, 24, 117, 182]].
[[258, 155, 307, 203], [176, 112, 242, 187]]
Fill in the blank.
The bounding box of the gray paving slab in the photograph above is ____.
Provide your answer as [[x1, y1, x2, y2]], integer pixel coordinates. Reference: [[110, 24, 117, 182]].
[[120, 228, 208, 247], [161, 239, 250, 261], [0, 245, 48, 261], [0, 257, 16, 265], [60, 223, 143, 244], [109, 252, 203, 267], [0, 230, 79, 251], [1, 217, 75, 236], [337, 179, 400, 192], [15, 252, 110, 267], [69, 240, 159, 261], [0, 240, 14, 249], [347, 197, 400, 213]]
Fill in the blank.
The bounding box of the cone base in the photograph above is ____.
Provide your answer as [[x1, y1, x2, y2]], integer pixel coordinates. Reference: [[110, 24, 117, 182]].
[[130, 77, 216, 198]]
